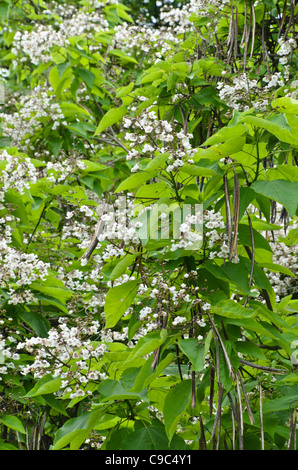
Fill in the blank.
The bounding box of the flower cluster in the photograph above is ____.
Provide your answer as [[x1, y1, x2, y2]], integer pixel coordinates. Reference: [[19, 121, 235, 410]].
[[0, 87, 64, 150], [160, 0, 230, 35], [217, 73, 263, 112], [267, 240, 298, 302], [170, 210, 203, 252], [0, 329, 21, 378], [12, 26, 69, 66], [123, 105, 195, 171], [204, 209, 228, 257], [16, 317, 108, 399], [217, 34, 297, 112], [0, 243, 50, 305], [0, 245, 50, 287], [113, 23, 178, 63], [0, 149, 39, 198], [276, 37, 297, 66], [11, 6, 109, 66]]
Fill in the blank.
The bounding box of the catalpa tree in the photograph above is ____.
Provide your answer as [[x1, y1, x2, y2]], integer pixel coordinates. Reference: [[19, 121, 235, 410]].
[[0, 0, 298, 451]]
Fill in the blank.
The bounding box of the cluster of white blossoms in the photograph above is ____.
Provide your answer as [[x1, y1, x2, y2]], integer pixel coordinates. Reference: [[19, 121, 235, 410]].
[[132, 270, 209, 330], [11, 5, 109, 67], [0, 330, 20, 377], [123, 105, 195, 171], [0, 244, 50, 287], [0, 87, 65, 150], [57, 8, 109, 38], [276, 37, 297, 65], [266, 240, 298, 302], [113, 23, 178, 62], [16, 318, 108, 399], [12, 26, 69, 66], [0, 150, 39, 200], [203, 209, 228, 259], [217, 73, 262, 112], [160, 0, 230, 35], [0, 149, 88, 208], [170, 211, 203, 252], [0, 242, 50, 304], [217, 34, 296, 112]]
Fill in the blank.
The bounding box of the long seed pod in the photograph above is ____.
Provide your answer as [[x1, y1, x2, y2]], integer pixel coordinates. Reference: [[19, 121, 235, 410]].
[[208, 311, 234, 379], [277, 0, 288, 40], [250, 2, 256, 59], [210, 364, 215, 418], [191, 370, 196, 409], [288, 408, 297, 450], [210, 383, 224, 447], [198, 414, 207, 450], [237, 371, 254, 425], [224, 175, 232, 249], [236, 375, 244, 450], [259, 380, 264, 450], [230, 169, 240, 262], [244, 213, 255, 307]]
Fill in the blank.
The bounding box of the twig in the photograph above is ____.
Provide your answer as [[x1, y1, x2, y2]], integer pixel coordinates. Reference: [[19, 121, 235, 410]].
[[236, 375, 244, 450], [207, 311, 234, 378], [210, 383, 224, 447], [240, 358, 288, 374], [244, 213, 255, 307], [237, 371, 255, 425], [259, 380, 264, 450]]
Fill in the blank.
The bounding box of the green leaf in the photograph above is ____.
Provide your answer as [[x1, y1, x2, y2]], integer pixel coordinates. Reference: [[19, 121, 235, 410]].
[[251, 179, 298, 217], [241, 115, 298, 145], [263, 386, 298, 413], [145, 152, 169, 171], [94, 106, 127, 135], [122, 419, 188, 450], [30, 281, 73, 305], [124, 330, 168, 369], [194, 136, 246, 162], [205, 259, 251, 295], [238, 223, 272, 253], [0, 415, 26, 434], [212, 299, 255, 319], [42, 394, 68, 417], [266, 165, 298, 182], [25, 375, 63, 398], [115, 170, 158, 192], [18, 309, 50, 337], [132, 353, 175, 392], [75, 68, 96, 89], [135, 181, 172, 200], [98, 378, 148, 402], [104, 280, 139, 328], [235, 340, 267, 360], [116, 82, 134, 98], [180, 162, 220, 177], [203, 123, 247, 146], [109, 254, 136, 281], [49, 66, 73, 98], [178, 338, 206, 372], [53, 409, 103, 450], [109, 49, 138, 64], [163, 379, 192, 442], [271, 97, 298, 114]]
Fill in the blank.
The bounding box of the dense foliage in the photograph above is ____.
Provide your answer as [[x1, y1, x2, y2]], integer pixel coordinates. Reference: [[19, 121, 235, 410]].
[[0, 0, 298, 451]]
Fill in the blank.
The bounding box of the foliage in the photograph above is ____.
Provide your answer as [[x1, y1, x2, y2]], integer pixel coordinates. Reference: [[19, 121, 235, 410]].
[[0, 0, 298, 451]]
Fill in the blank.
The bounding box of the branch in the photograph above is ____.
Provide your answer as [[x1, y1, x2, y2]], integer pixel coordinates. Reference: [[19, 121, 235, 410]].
[[240, 358, 288, 374]]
